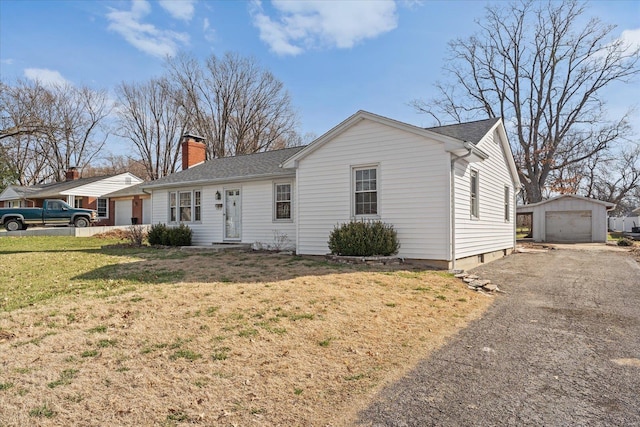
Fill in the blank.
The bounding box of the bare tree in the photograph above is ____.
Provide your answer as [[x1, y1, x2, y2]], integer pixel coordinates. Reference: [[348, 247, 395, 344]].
[[167, 52, 299, 159], [0, 81, 47, 141], [43, 84, 111, 181], [1, 79, 111, 184], [115, 78, 186, 180], [0, 80, 52, 184], [412, 0, 639, 203], [581, 145, 640, 215], [83, 155, 149, 180]]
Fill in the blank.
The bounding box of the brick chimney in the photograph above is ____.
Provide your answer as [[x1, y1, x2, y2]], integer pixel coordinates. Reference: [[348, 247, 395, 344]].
[[65, 167, 79, 181], [181, 133, 206, 170]]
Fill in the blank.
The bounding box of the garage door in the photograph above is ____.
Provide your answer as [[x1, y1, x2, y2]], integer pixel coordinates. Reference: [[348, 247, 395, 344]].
[[545, 210, 592, 242], [114, 200, 132, 226]]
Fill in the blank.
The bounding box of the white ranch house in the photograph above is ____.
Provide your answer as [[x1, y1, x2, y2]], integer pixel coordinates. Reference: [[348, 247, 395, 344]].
[[144, 111, 521, 269]]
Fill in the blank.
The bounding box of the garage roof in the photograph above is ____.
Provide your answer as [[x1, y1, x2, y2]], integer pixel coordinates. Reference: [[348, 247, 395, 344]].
[[516, 194, 616, 213]]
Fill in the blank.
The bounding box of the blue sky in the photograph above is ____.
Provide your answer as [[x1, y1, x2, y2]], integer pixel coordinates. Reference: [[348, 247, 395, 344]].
[[1, 0, 639, 158]]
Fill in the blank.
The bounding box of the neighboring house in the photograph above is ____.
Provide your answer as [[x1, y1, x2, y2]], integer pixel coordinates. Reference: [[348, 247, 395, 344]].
[[145, 111, 520, 269], [0, 169, 143, 226], [517, 195, 615, 243], [103, 183, 151, 226]]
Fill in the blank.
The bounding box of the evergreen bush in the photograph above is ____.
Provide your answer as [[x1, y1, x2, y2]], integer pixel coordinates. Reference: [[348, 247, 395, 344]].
[[148, 223, 169, 246], [328, 220, 400, 256], [169, 223, 192, 246], [148, 223, 193, 246]]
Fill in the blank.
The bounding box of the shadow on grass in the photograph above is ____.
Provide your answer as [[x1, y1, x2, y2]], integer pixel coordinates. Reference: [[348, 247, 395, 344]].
[[73, 247, 432, 286]]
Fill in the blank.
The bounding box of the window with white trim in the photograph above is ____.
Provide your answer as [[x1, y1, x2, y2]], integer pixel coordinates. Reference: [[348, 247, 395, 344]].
[[354, 167, 378, 216], [169, 192, 177, 222], [470, 170, 479, 218], [504, 186, 510, 222], [168, 190, 202, 223], [194, 190, 201, 222], [97, 198, 108, 218], [274, 183, 292, 220]]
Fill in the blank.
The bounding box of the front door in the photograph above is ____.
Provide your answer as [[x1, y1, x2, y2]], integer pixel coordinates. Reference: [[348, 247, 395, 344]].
[[224, 189, 241, 240]]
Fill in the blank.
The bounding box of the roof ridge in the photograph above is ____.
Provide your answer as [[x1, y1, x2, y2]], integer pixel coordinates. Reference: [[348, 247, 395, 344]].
[[207, 145, 305, 161]]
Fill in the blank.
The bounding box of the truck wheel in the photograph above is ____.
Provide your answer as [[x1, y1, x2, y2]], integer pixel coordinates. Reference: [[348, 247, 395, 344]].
[[5, 219, 22, 232], [74, 217, 90, 228]]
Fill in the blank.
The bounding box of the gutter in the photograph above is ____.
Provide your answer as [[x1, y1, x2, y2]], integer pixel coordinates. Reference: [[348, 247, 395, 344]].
[[450, 142, 474, 271]]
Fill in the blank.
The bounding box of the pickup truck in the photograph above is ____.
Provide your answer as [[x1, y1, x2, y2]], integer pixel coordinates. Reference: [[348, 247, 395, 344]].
[[0, 199, 98, 231]]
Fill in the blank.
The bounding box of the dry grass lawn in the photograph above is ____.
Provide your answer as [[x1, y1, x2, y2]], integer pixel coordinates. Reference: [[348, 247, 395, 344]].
[[0, 239, 494, 426]]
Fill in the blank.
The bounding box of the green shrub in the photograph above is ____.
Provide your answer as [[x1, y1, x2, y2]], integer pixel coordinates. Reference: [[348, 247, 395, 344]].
[[148, 223, 192, 246], [328, 220, 400, 256], [148, 223, 169, 246], [617, 237, 635, 247], [169, 223, 192, 246]]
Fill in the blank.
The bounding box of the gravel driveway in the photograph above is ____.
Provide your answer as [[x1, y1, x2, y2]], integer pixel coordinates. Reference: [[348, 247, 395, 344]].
[[357, 246, 640, 426]]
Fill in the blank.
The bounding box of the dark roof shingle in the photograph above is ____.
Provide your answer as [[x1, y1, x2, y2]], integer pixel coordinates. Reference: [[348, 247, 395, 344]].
[[144, 146, 305, 189], [426, 117, 500, 144]]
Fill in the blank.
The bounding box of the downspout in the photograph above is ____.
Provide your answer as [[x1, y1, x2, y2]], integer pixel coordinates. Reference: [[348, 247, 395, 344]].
[[450, 142, 474, 271]]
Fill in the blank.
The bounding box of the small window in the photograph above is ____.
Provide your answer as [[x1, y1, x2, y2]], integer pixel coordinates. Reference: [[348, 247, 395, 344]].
[[169, 192, 177, 222], [74, 198, 83, 209], [275, 183, 292, 220], [504, 186, 510, 222], [97, 198, 108, 218], [194, 190, 201, 222], [179, 191, 192, 222], [354, 167, 378, 216], [470, 170, 479, 218]]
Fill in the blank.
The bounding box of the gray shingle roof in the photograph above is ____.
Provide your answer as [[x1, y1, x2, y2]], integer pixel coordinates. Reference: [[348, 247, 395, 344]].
[[426, 117, 500, 144], [103, 182, 148, 198], [143, 146, 306, 189]]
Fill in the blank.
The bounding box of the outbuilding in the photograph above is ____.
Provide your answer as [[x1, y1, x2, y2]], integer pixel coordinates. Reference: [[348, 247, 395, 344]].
[[517, 195, 615, 243]]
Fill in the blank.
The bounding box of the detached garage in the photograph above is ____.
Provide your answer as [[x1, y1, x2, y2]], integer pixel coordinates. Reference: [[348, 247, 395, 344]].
[[517, 195, 615, 243]]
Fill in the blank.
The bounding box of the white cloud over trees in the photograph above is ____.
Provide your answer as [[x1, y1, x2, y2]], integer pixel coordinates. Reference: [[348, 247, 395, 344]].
[[106, 0, 189, 58], [24, 68, 70, 87]]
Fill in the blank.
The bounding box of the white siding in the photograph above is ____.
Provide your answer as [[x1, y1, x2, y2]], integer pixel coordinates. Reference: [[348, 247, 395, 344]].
[[62, 173, 143, 197], [150, 190, 168, 225], [142, 198, 152, 224], [530, 198, 609, 242], [296, 119, 451, 259], [454, 130, 517, 259], [150, 179, 296, 247]]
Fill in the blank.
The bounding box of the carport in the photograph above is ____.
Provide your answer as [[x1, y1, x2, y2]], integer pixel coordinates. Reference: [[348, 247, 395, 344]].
[[516, 195, 615, 243]]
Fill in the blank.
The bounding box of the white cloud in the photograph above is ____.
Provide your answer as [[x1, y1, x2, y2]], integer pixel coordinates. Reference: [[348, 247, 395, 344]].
[[1, 58, 14, 65], [159, 0, 196, 21], [106, 0, 189, 58], [24, 68, 70, 87], [250, 0, 398, 56], [203, 17, 216, 43], [620, 28, 640, 48]]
